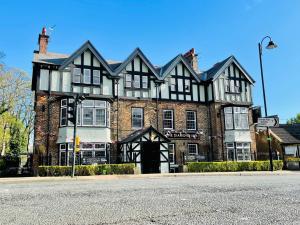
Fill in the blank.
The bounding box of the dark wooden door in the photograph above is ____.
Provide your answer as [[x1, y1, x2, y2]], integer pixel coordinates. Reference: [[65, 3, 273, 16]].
[[141, 141, 160, 174]]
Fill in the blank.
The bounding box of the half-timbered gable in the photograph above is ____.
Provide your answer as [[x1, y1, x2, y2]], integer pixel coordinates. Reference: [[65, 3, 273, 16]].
[[204, 55, 254, 104], [113, 48, 159, 99], [159, 55, 205, 102]]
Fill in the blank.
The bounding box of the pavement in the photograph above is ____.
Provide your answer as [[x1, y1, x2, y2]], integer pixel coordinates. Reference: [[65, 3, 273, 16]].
[[0, 172, 300, 225]]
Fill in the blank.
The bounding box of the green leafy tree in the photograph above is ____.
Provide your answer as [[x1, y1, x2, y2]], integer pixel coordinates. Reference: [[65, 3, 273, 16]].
[[287, 113, 300, 124]]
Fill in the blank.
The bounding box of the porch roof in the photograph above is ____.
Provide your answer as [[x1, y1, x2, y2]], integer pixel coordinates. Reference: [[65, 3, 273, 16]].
[[119, 126, 170, 144], [270, 124, 300, 145]]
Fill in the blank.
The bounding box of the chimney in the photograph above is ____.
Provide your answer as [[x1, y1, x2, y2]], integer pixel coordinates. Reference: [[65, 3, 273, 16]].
[[38, 27, 49, 54], [183, 48, 199, 72]]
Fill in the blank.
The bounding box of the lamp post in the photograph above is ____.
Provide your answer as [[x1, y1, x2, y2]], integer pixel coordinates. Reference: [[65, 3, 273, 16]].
[[258, 36, 277, 171]]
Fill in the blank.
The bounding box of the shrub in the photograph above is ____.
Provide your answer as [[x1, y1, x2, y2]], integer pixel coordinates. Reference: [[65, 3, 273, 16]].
[[0, 158, 6, 170], [38, 164, 135, 176], [187, 160, 283, 173]]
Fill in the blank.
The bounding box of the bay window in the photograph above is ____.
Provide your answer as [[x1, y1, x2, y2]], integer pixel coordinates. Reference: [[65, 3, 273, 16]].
[[224, 107, 249, 130], [226, 142, 251, 161], [60, 99, 110, 127]]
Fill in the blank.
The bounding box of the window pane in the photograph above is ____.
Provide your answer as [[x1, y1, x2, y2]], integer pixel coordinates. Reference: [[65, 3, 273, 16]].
[[134, 75, 140, 88], [188, 144, 198, 155], [73, 68, 81, 83], [168, 144, 175, 163], [186, 111, 196, 130], [95, 108, 106, 126], [83, 69, 91, 84], [125, 74, 132, 88], [61, 108, 67, 126], [171, 78, 176, 91], [225, 113, 233, 129], [83, 108, 93, 125], [163, 110, 173, 129], [132, 108, 143, 128], [82, 143, 93, 149], [185, 80, 190, 92], [95, 151, 106, 157], [95, 100, 106, 107], [95, 143, 105, 149], [93, 70, 100, 84], [142, 76, 148, 88], [82, 100, 94, 107]]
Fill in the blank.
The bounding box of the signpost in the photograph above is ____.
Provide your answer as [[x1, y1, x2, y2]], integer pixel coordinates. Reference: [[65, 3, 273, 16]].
[[257, 116, 279, 127]]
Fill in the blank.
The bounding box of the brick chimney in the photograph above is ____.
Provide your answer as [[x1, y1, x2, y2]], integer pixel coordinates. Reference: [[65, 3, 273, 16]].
[[38, 27, 49, 54], [183, 48, 199, 72]]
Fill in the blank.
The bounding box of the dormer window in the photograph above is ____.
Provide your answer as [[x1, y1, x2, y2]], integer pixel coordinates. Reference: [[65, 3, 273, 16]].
[[73, 68, 81, 83]]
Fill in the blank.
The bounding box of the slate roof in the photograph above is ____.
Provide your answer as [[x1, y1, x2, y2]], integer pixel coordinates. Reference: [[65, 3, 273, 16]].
[[270, 124, 300, 144], [119, 126, 170, 144], [33, 52, 69, 65], [203, 56, 232, 81]]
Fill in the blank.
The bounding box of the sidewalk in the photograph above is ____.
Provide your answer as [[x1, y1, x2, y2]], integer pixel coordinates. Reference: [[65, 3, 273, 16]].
[[1, 170, 300, 184]]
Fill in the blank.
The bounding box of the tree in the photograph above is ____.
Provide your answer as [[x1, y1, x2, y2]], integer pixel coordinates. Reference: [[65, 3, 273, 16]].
[[287, 113, 300, 124], [0, 61, 34, 156]]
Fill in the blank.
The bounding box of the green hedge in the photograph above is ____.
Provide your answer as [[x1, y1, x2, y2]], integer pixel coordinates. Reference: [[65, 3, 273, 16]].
[[38, 164, 135, 177], [187, 160, 283, 172], [0, 159, 6, 170]]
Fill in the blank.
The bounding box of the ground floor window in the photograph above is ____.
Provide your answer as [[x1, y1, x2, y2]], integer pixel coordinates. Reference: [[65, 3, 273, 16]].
[[59, 142, 108, 166], [168, 143, 175, 164], [226, 142, 251, 161], [188, 144, 198, 155]]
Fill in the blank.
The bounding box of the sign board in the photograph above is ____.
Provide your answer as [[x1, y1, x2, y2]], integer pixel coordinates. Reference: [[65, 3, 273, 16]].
[[164, 130, 203, 139], [257, 116, 279, 127]]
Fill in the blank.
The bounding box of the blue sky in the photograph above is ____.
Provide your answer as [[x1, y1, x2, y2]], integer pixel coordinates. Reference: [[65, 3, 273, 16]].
[[1, 0, 299, 122]]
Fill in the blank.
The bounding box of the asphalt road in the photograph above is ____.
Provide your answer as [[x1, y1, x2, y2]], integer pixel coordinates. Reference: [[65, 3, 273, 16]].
[[0, 174, 300, 225]]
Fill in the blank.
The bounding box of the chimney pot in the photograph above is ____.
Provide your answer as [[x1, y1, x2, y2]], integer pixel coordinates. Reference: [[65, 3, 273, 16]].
[[183, 48, 199, 72]]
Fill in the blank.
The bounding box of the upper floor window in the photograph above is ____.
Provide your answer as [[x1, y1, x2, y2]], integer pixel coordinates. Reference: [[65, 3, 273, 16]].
[[60, 99, 110, 127], [125, 74, 132, 88], [224, 107, 249, 130], [73, 68, 81, 83], [163, 110, 174, 130], [83, 69, 91, 84], [170, 78, 176, 91], [188, 144, 198, 155], [93, 70, 100, 85], [186, 111, 197, 130], [133, 75, 140, 88], [185, 80, 191, 92], [132, 108, 143, 129], [142, 76, 148, 89]]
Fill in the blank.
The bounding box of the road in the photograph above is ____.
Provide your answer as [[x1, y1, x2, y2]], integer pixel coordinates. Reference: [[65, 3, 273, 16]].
[[0, 174, 300, 225]]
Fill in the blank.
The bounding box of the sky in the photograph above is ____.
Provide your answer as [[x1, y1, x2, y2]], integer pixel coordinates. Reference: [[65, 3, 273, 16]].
[[1, 0, 299, 123]]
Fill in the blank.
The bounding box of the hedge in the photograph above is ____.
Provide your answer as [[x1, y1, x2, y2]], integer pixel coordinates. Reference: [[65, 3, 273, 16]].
[[187, 160, 283, 172], [38, 164, 135, 176]]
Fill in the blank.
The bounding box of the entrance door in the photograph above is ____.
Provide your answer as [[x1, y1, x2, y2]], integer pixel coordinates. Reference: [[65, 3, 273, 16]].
[[141, 141, 160, 174]]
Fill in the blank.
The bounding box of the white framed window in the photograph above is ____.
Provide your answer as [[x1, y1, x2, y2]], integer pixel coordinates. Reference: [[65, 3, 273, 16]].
[[60, 99, 68, 126], [163, 110, 174, 130], [83, 69, 91, 84], [224, 107, 249, 130], [168, 143, 175, 164], [224, 78, 230, 92], [82, 108, 93, 125], [185, 80, 191, 92], [188, 144, 198, 155], [236, 142, 251, 161], [226, 142, 235, 161], [142, 76, 148, 89], [170, 78, 176, 91], [93, 70, 100, 85], [125, 74, 132, 88], [95, 143, 106, 157], [186, 111, 196, 130], [132, 108, 143, 129], [178, 78, 183, 92], [95, 108, 106, 126], [73, 68, 81, 83], [133, 75, 140, 88]]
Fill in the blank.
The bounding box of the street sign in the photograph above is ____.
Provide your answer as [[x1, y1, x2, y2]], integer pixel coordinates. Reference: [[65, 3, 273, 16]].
[[257, 116, 279, 127]]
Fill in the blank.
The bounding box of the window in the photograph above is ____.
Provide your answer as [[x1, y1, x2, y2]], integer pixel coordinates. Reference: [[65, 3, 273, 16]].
[[224, 107, 249, 130], [60, 100, 67, 126], [178, 79, 183, 92], [236, 143, 251, 161], [163, 110, 174, 129], [168, 143, 175, 164], [226, 142, 251, 161], [62, 99, 109, 127], [225, 78, 230, 92], [226, 143, 235, 161], [73, 68, 81, 83], [133, 75, 140, 88], [125, 74, 132, 88], [93, 70, 100, 84], [83, 69, 91, 84], [188, 144, 198, 155], [132, 108, 143, 128], [95, 143, 106, 157], [170, 78, 176, 91], [142, 76, 148, 89], [185, 80, 190, 92], [186, 111, 196, 130]]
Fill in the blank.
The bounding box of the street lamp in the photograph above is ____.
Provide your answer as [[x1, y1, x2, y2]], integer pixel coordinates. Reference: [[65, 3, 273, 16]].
[[258, 36, 278, 171]]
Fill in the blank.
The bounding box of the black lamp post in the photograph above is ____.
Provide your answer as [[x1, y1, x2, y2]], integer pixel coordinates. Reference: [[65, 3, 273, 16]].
[[258, 36, 277, 171]]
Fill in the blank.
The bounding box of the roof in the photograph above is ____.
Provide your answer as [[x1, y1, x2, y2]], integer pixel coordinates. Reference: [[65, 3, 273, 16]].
[[33, 52, 69, 65], [270, 124, 300, 144], [202, 55, 255, 84], [119, 126, 170, 144]]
